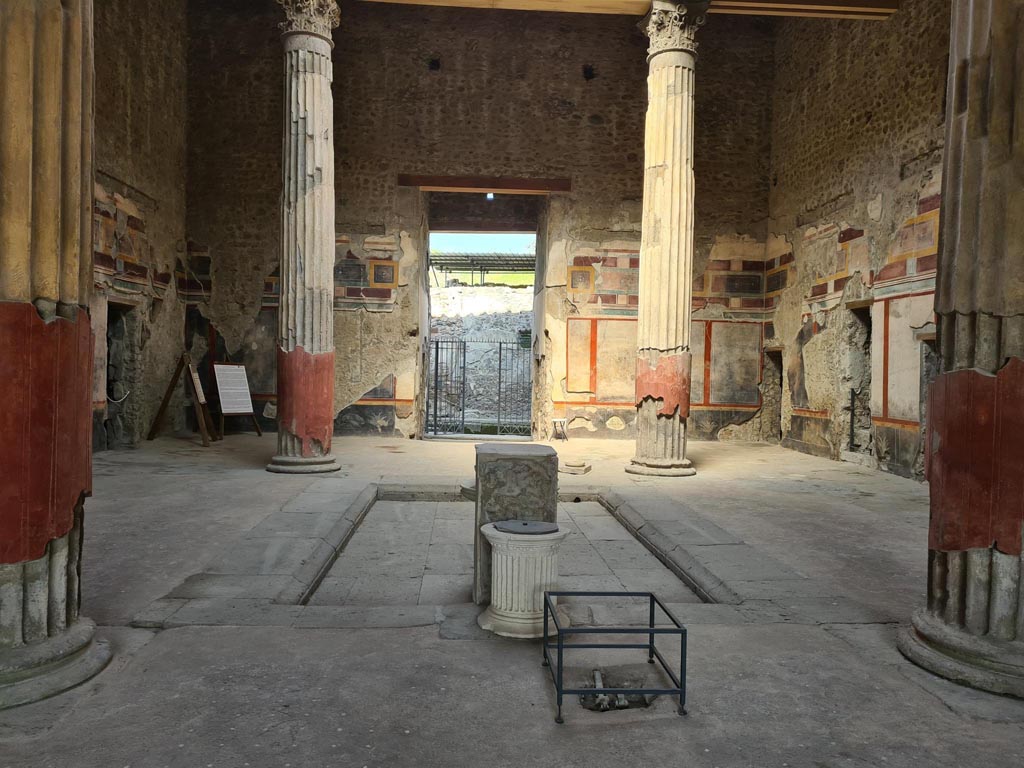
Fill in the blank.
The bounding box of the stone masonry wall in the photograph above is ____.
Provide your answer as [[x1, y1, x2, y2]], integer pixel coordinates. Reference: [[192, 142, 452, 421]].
[[92, 0, 189, 446], [186, 1, 776, 439], [541, 15, 775, 439], [187, 0, 282, 355], [767, 0, 951, 475]]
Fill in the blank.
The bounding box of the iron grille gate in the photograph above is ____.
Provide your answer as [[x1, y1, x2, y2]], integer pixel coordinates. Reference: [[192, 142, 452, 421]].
[[428, 337, 532, 436]]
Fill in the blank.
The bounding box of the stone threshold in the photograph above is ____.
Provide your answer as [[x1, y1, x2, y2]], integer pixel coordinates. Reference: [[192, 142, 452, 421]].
[[132, 481, 899, 631]]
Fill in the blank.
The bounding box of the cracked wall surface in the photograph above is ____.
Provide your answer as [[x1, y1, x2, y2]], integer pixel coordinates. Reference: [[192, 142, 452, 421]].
[[766, 0, 950, 476], [184, 1, 776, 440], [539, 16, 776, 439], [92, 0, 189, 447], [91, 0, 953, 466]]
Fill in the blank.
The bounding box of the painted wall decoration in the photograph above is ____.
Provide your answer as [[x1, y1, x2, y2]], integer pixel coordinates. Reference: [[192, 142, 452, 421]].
[[369, 260, 399, 289], [571, 246, 641, 316], [334, 234, 404, 310], [548, 232, 774, 440], [776, 187, 941, 471], [93, 182, 172, 297], [568, 265, 595, 293], [334, 373, 415, 437]]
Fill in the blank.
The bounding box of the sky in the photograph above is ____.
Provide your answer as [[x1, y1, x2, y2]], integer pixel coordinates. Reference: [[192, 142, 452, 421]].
[[429, 232, 536, 254]]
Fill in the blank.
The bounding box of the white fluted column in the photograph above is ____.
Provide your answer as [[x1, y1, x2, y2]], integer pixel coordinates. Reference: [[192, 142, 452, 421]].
[[267, 0, 341, 474], [629, 1, 705, 477], [477, 523, 569, 639]]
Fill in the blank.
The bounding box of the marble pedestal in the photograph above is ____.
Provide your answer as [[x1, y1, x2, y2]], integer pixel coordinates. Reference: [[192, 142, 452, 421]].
[[477, 523, 569, 639]]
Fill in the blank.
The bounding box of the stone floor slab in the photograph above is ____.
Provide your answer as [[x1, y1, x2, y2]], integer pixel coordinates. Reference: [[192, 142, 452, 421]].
[[573, 515, 636, 541], [424, 543, 473, 575], [419, 575, 472, 605], [612, 568, 704, 603]]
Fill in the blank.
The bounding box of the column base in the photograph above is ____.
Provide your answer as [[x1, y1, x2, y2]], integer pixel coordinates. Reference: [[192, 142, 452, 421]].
[[477, 603, 572, 639], [0, 619, 112, 710], [478, 604, 546, 639], [266, 454, 341, 474], [626, 457, 696, 477], [897, 610, 1024, 699]]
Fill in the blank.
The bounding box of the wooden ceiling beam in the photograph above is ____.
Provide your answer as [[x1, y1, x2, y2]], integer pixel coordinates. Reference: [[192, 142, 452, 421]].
[[359, 0, 899, 20], [398, 174, 573, 194]]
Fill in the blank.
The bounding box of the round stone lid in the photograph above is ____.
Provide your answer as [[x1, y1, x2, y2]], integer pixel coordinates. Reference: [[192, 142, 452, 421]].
[[493, 520, 560, 535]]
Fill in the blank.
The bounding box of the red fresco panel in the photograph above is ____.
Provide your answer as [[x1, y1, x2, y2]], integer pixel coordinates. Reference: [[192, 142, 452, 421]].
[[0, 303, 93, 563]]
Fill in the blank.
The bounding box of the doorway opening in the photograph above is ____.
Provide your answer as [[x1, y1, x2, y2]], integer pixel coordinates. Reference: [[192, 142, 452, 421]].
[[762, 349, 784, 443], [425, 192, 541, 437], [100, 301, 142, 450], [845, 305, 873, 455]]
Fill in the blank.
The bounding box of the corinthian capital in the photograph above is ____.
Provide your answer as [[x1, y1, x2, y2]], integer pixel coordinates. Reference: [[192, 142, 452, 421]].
[[644, 1, 708, 60], [277, 0, 341, 38]]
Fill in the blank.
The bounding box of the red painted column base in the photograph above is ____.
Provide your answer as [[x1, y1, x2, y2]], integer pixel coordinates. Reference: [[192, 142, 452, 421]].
[[0, 302, 92, 564], [628, 350, 696, 477], [635, 351, 692, 419], [267, 346, 340, 474], [926, 357, 1024, 557]]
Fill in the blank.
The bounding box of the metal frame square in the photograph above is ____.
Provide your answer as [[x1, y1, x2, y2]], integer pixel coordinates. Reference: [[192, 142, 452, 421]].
[[542, 590, 688, 724]]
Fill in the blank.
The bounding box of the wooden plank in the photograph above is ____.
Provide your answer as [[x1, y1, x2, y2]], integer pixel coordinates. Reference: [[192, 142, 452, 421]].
[[184, 355, 212, 447], [147, 353, 186, 440], [397, 174, 572, 194], [360, 0, 898, 20], [213, 363, 256, 415]]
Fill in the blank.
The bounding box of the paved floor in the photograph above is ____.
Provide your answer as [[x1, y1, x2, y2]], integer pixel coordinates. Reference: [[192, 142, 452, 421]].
[[2, 434, 1023, 767], [310, 500, 699, 606]]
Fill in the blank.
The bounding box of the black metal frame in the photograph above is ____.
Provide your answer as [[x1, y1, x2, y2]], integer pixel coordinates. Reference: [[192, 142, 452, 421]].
[[427, 337, 531, 436], [542, 591, 688, 724]]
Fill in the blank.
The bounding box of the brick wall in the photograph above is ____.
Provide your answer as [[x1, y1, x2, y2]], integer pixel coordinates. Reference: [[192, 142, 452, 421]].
[[92, 0, 189, 446], [767, 0, 951, 475], [186, 1, 776, 438]]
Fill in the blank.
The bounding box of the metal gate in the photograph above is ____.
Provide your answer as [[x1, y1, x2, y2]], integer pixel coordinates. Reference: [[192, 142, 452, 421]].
[[427, 337, 532, 436]]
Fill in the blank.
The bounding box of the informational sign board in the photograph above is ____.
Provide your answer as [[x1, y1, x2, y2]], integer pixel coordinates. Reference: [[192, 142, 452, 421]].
[[214, 364, 255, 415]]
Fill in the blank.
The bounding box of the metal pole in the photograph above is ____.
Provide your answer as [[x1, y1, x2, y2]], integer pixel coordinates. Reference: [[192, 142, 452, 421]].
[[432, 339, 440, 435], [679, 630, 687, 716], [542, 598, 549, 666], [460, 340, 467, 434], [556, 627, 565, 724], [497, 342, 503, 435], [648, 596, 656, 664]]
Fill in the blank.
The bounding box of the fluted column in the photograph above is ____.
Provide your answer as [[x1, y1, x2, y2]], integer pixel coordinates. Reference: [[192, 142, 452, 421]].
[[628, 1, 705, 477], [0, 0, 111, 709], [898, 0, 1024, 697], [477, 523, 570, 639], [267, 0, 341, 474]]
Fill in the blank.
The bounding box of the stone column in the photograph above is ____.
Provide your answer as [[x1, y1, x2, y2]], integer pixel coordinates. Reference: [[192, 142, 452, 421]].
[[267, 0, 342, 474], [0, 0, 111, 708], [897, 0, 1024, 697], [628, 1, 706, 477]]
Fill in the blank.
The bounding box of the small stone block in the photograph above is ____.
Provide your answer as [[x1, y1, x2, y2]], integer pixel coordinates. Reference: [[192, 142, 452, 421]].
[[559, 460, 592, 475]]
